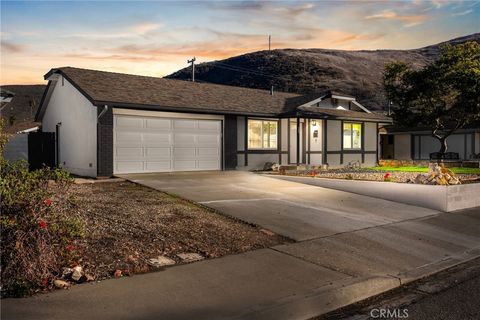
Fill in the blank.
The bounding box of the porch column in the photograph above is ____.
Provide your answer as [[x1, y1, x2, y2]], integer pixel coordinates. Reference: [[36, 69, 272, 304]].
[[296, 117, 300, 166]]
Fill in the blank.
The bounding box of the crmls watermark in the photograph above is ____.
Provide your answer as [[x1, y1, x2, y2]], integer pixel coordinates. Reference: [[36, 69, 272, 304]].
[[370, 308, 409, 318]]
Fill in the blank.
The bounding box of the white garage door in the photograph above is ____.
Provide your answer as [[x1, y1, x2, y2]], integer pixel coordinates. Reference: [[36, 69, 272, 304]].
[[114, 115, 222, 174]]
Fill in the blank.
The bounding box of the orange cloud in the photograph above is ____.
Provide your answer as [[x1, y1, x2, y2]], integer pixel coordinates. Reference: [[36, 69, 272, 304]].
[[365, 10, 429, 27]]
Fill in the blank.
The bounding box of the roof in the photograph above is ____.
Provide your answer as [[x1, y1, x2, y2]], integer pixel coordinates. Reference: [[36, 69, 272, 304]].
[[44, 67, 299, 116], [285, 90, 355, 109], [298, 105, 392, 122], [38, 67, 392, 123], [0, 89, 15, 98]]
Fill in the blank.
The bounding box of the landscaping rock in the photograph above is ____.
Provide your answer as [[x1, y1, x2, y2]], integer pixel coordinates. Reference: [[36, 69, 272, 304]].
[[85, 274, 95, 282], [61, 267, 73, 279], [263, 162, 275, 171], [147, 256, 176, 267], [53, 279, 71, 289], [71, 266, 83, 282], [413, 163, 461, 185], [260, 228, 275, 236], [271, 163, 281, 171], [177, 253, 204, 263], [113, 270, 122, 278]]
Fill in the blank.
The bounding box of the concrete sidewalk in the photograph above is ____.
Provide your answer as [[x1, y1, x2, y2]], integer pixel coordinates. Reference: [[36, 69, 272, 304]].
[[4, 207, 479, 320]]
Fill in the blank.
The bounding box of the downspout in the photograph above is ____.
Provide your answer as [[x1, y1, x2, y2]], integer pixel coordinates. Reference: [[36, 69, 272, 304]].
[[98, 105, 108, 119], [296, 117, 300, 166]]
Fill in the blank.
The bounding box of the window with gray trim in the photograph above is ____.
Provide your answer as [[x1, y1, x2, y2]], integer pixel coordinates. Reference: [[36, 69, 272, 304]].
[[247, 119, 278, 150], [343, 122, 362, 149]]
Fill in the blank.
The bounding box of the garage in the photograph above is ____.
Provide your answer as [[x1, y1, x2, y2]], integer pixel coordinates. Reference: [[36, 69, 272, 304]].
[[113, 114, 222, 174]]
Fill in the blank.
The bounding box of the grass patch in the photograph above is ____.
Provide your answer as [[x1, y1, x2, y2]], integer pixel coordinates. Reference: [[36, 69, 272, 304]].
[[369, 166, 480, 174]]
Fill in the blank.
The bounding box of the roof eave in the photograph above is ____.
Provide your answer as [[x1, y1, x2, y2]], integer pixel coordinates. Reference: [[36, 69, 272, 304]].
[[95, 100, 281, 118], [297, 111, 392, 123]]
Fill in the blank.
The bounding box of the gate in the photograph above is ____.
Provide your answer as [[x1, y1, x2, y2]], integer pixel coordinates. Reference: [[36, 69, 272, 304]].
[[28, 132, 56, 170]]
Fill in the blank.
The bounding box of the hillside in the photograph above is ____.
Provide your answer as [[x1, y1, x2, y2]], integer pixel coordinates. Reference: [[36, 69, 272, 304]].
[[167, 33, 480, 110], [1, 85, 45, 133]]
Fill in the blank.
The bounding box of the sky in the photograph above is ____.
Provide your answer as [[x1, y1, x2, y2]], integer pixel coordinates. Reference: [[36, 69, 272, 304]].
[[1, 0, 479, 84]]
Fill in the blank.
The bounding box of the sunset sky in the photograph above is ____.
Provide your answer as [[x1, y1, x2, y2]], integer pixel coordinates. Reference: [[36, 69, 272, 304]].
[[1, 0, 479, 84]]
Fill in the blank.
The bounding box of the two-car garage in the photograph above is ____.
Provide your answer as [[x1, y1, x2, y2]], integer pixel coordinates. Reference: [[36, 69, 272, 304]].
[[113, 111, 223, 174]]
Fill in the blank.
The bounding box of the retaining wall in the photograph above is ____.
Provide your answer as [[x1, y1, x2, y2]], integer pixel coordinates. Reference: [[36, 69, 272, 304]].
[[270, 175, 480, 212]]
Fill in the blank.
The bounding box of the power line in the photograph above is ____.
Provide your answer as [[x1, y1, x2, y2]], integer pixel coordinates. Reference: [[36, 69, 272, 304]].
[[184, 58, 321, 91], [207, 61, 293, 82]]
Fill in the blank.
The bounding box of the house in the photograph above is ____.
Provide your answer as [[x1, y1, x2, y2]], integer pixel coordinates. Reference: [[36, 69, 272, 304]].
[[35, 67, 391, 177], [380, 126, 480, 161]]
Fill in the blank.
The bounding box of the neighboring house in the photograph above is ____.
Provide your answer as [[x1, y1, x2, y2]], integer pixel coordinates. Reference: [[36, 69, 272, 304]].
[[35, 67, 391, 177], [380, 126, 480, 161], [0, 88, 15, 117], [0, 89, 15, 104]]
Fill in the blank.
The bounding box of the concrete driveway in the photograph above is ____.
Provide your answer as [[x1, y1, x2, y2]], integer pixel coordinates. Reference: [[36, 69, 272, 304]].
[[121, 171, 438, 241]]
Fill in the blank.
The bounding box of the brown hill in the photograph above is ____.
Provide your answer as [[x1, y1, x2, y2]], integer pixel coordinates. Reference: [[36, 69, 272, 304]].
[[167, 33, 480, 110], [1, 85, 45, 133]]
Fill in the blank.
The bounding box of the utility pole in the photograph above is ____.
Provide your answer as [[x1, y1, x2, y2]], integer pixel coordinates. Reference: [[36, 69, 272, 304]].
[[187, 57, 196, 82], [268, 35, 271, 51]]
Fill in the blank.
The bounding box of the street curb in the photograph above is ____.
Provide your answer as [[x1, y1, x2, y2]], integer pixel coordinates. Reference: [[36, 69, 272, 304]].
[[235, 251, 480, 320]]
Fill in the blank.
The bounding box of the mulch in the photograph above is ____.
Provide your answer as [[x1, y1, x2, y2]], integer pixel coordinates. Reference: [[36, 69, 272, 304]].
[[67, 181, 287, 280]]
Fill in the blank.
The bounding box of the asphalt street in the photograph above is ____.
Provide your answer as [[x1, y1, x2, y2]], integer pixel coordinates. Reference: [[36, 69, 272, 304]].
[[401, 275, 480, 320], [320, 257, 480, 320]]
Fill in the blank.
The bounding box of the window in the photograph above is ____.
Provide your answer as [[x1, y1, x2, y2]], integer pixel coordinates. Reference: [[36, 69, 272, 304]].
[[248, 119, 278, 149], [343, 122, 362, 149]]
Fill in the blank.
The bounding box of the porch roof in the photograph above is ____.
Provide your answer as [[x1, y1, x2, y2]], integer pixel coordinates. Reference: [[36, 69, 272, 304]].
[[295, 105, 392, 123]]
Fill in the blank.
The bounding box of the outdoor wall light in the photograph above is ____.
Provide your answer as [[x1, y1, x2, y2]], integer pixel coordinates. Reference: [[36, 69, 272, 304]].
[[312, 120, 317, 127]]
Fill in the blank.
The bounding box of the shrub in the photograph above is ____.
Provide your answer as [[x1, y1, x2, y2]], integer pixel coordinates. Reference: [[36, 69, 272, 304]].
[[0, 159, 84, 297]]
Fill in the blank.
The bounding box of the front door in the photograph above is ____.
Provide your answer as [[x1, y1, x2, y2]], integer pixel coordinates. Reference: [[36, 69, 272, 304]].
[[289, 118, 305, 164]]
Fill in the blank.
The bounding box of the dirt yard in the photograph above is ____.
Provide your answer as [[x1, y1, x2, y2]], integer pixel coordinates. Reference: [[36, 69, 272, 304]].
[[67, 181, 287, 280]]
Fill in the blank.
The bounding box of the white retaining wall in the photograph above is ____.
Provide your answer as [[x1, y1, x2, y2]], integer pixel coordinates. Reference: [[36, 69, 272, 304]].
[[270, 175, 480, 212]]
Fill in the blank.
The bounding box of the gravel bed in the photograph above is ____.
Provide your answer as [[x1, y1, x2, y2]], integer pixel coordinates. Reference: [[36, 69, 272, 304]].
[[67, 181, 287, 280], [277, 169, 480, 184]]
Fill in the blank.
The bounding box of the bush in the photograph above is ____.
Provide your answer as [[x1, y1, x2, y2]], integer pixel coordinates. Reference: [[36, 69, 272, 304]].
[[0, 159, 84, 297]]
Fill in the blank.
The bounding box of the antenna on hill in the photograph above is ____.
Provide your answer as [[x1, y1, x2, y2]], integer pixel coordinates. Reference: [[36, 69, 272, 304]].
[[187, 57, 196, 82], [268, 35, 271, 51]]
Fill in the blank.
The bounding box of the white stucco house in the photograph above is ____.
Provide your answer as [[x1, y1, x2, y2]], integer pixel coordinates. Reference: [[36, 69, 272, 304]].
[[35, 67, 392, 177]]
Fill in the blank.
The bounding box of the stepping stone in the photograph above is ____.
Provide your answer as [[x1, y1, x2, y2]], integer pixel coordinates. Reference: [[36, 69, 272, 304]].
[[146, 256, 175, 267], [177, 253, 204, 263]]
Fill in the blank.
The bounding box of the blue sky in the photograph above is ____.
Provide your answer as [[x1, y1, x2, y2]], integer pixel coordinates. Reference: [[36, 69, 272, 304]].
[[1, 0, 479, 84]]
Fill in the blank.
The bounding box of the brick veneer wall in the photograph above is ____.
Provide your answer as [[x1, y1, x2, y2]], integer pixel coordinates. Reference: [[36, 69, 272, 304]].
[[97, 107, 113, 177]]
